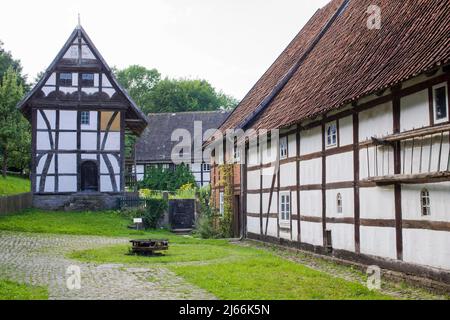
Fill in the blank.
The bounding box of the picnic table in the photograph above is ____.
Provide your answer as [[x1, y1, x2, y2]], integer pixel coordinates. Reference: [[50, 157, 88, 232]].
[[129, 239, 169, 255]]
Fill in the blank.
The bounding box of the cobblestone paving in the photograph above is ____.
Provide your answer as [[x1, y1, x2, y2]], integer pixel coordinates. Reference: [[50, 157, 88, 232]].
[[0, 231, 215, 300]]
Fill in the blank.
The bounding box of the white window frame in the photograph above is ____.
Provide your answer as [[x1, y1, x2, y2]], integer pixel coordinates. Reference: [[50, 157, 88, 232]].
[[336, 193, 343, 214], [202, 163, 210, 172], [420, 189, 431, 216], [279, 192, 291, 225], [279, 136, 288, 159], [219, 192, 224, 216], [80, 111, 90, 125], [325, 121, 338, 148], [432, 83, 449, 124]]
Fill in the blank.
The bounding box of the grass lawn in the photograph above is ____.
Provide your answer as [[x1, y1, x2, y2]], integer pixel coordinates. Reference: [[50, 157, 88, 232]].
[[0, 279, 48, 300], [0, 175, 30, 196], [69, 242, 391, 300]]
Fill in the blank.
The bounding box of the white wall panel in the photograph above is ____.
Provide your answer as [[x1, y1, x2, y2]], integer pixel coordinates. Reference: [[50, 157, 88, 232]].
[[360, 186, 395, 219], [280, 162, 296, 187], [37, 110, 56, 130], [58, 132, 77, 150], [403, 229, 450, 270], [262, 192, 278, 214], [300, 158, 322, 185], [58, 154, 77, 174], [59, 111, 77, 130], [359, 102, 393, 142], [81, 132, 97, 151], [288, 133, 297, 158], [400, 89, 429, 132], [37, 132, 55, 150], [44, 176, 55, 193], [101, 132, 120, 151], [80, 111, 98, 131], [100, 155, 120, 175], [247, 194, 260, 214], [247, 170, 261, 190], [300, 221, 323, 246], [300, 190, 322, 217], [247, 217, 261, 234], [339, 115, 353, 146], [326, 188, 354, 218], [326, 152, 353, 183], [300, 126, 322, 155], [36, 154, 55, 175], [360, 226, 397, 259], [58, 176, 77, 193], [328, 223, 355, 252]]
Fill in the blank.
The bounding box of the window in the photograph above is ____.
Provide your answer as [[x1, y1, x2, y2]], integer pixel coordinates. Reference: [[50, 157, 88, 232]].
[[279, 136, 288, 159], [337, 193, 343, 214], [59, 73, 72, 87], [202, 163, 210, 172], [219, 192, 224, 216], [433, 83, 449, 123], [80, 111, 90, 125], [421, 189, 431, 216], [279, 192, 291, 223], [326, 122, 338, 148], [81, 73, 95, 87]]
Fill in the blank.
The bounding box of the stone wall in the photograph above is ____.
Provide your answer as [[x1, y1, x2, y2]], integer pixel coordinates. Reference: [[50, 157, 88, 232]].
[[33, 193, 122, 211]]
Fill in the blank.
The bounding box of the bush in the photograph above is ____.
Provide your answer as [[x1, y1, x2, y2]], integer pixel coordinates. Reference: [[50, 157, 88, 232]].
[[140, 164, 195, 191], [194, 185, 222, 239], [142, 198, 168, 229]]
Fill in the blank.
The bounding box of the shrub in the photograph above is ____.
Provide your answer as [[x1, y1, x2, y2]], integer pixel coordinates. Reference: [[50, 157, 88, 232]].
[[142, 198, 168, 229], [140, 164, 195, 191]]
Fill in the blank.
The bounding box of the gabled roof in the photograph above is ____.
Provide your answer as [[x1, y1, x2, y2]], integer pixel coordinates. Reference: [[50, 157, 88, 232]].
[[220, 0, 450, 132], [135, 111, 230, 163], [17, 25, 148, 135]]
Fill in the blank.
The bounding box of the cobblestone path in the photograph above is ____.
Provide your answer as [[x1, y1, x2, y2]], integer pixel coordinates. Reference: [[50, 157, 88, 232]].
[[0, 231, 215, 300]]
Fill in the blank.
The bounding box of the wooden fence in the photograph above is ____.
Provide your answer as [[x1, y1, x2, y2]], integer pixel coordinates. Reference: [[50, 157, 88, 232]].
[[0, 192, 33, 216]]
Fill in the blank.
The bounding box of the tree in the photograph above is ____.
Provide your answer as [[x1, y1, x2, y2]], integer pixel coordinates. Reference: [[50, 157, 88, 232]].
[[114, 65, 161, 112], [146, 78, 237, 114], [0, 67, 28, 177], [140, 164, 196, 191], [0, 40, 28, 90]]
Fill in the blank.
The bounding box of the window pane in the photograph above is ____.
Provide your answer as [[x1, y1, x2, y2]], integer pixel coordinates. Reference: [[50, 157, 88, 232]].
[[435, 86, 447, 120]]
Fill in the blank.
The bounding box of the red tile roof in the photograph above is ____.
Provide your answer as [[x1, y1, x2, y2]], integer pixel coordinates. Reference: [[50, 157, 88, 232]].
[[220, 0, 450, 132]]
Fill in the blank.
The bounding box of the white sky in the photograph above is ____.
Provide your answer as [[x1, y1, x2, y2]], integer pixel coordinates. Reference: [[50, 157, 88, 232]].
[[0, 0, 329, 99]]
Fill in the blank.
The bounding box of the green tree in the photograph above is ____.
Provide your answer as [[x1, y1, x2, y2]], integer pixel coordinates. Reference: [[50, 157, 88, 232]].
[[0, 67, 28, 177], [146, 78, 237, 114], [114, 65, 161, 111], [140, 164, 195, 191], [0, 41, 28, 90]]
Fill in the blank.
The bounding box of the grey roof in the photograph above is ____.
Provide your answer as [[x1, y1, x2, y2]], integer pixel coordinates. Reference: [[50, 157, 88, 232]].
[[135, 111, 230, 163]]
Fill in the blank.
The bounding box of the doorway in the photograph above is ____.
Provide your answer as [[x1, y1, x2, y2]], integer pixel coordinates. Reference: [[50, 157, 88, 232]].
[[80, 160, 99, 192]]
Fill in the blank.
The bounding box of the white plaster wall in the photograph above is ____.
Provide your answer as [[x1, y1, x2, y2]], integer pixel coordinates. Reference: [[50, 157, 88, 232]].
[[402, 182, 450, 222], [360, 186, 395, 219], [72, 73, 78, 86], [81, 154, 97, 160], [60, 87, 78, 94], [262, 192, 278, 214], [102, 74, 112, 87], [58, 176, 77, 193], [100, 175, 120, 192], [82, 88, 99, 95], [80, 111, 98, 131], [81, 132, 98, 151], [339, 115, 353, 146], [101, 132, 120, 151], [45, 73, 56, 86], [261, 217, 278, 237], [326, 188, 354, 218], [247, 216, 261, 235], [36, 154, 55, 175], [262, 167, 277, 189], [288, 133, 297, 158], [300, 126, 322, 155], [328, 223, 355, 252], [37, 110, 56, 130], [300, 221, 323, 246], [326, 152, 353, 183], [36, 132, 55, 150], [359, 101, 393, 142], [100, 155, 120, 175], [247, 144, 259, 166], [403, 229, 450, 270], [58, 132, 77, 150], [247, 194, 260, 214], [247, 170, 260, 190], [44, 176, 55, 193], [203, 172, 210, 184], [103, 88, 116, 98], [58, 154, 77, 174], [280, 162, 297, 187], [42, 87, 55, 96], [299, 158, 322, 185], [59, 111, 77, 130], [360, 226, 397, 260], [261, 142, 277, 165], [400, 89, 429, 132], [300, 190, 322, 217]]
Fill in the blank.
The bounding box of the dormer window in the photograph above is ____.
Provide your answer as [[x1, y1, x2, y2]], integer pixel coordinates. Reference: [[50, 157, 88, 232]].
[[326, 122, 338, 148], [59, 73, 73, 87], [433, 83, 449, 124], [81, 73, 95, 87]]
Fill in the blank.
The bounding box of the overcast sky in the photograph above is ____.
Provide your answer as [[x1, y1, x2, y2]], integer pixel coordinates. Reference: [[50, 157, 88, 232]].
[[0, 0, 329, 99]]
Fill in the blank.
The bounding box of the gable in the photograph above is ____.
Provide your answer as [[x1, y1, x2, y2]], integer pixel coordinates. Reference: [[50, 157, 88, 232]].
[[17, 26, 148, 135]]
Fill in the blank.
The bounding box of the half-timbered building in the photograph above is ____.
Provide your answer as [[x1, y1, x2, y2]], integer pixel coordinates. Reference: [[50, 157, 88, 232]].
[[18, 24, 148, 210], [208, 0, 450, 284]]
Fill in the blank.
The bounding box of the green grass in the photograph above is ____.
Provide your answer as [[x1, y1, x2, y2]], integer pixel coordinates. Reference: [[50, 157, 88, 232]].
[[0, 279, 48, 300], [69, 241, 391, 300], [0, 175, 30, 196]]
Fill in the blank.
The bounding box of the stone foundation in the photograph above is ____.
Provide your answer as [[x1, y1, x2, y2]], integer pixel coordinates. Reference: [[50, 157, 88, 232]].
[[33, 193, 122, 211]]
